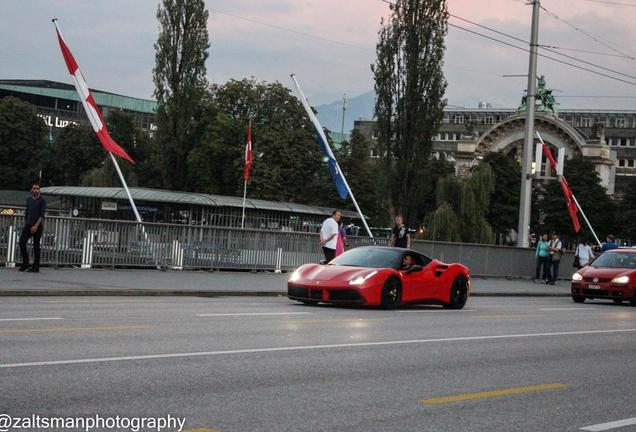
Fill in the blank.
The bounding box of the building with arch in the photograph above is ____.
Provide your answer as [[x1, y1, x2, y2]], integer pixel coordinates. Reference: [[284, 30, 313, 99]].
[[354, 105, 633, 196]]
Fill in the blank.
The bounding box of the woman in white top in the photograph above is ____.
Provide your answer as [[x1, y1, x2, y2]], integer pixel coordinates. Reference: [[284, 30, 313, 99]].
[[575, 241, 595, 268]]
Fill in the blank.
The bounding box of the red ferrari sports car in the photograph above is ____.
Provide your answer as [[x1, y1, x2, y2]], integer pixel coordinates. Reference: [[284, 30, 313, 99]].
[[287, 246, 470, 309], [571, 248, 636, 305]]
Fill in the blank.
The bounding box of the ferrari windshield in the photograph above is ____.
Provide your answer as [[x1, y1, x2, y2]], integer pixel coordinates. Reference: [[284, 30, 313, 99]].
[[591, 252, 636, 269], [329, 247, 404, 269]]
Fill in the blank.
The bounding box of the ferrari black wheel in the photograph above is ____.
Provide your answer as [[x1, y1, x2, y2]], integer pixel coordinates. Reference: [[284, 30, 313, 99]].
[[444, 275, 469, 309], [572, 295, 585, 303], [380, 277, 402, 310]]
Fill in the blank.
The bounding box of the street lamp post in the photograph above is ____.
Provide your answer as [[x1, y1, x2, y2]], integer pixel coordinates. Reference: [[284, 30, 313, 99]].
[[517, 0, 541, 248]]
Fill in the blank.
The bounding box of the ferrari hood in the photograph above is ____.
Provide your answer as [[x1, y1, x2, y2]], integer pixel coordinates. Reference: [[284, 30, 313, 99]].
[[301, 265, 380, 281]]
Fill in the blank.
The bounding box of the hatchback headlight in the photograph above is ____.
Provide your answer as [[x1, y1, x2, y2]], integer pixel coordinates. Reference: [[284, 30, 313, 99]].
[[349, 270, 378, 285], [572, 273, 583, 281], [611, 275, 630, 285]]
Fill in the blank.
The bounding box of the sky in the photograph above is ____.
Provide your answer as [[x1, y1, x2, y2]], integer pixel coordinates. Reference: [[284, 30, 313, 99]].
[[3, 0, 636, 109]]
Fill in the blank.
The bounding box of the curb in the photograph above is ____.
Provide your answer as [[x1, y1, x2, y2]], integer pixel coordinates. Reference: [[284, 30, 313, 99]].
[[0, 290, 570, 298]]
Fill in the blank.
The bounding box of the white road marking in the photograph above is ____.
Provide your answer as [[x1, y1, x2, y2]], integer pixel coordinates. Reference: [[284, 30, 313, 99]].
[[0, 317, 63, 322], [197, 312, 312, 317], [539, 308, 596, 311], [580, 417, 636, 431], [399, 309, 476, 313], [1, 328, 634, 369]]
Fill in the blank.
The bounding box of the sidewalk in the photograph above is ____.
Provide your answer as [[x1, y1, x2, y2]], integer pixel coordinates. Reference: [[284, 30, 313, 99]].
[[0, 267, 570, 297]]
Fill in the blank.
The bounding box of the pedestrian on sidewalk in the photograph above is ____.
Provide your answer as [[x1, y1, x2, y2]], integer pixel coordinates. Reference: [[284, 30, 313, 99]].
[[19, 183, 46, 273], [320, 210, 341, 263], [534, 233, 550, 283], [548, 232, 563, 285], [574, 240, 594, 269], [335, 220, 347, 257], [390, 215, 410, 249]]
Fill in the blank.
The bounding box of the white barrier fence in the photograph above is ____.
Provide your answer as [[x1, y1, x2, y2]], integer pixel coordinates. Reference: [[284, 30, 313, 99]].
[[0, 215, 576, 278]]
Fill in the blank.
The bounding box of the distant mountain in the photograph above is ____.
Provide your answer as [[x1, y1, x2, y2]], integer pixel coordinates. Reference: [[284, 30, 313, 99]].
[[315, 90, 375, 135]]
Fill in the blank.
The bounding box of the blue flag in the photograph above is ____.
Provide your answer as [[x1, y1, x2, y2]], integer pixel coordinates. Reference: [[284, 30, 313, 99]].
[[315, 131, 349, 199], [292, 75, 349, 200]]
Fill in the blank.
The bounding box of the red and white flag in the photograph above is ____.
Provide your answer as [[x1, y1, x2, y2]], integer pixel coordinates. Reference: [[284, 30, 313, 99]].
[[541, 141, 581, 233], [243, 123, 253, 181], [53, 20, 134, 163]]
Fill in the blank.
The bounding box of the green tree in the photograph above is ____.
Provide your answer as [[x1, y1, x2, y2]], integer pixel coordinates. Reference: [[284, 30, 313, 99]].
[[337, 129, 386, 225], [425, 164, 494, 244], [532, 155, 615, 246], [153, 0, 210, 190], [618, 177, 636, 240], [46, 124, 103, 185], [372, 0, 448, 226], [187, 79, 339, 207], [0, 97, 47, 189], [482, 151, 521, 244]]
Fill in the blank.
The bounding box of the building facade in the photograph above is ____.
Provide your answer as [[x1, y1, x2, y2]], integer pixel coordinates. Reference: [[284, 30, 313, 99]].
[[0, 79, 157, 140], [355, 106, 636, 196]]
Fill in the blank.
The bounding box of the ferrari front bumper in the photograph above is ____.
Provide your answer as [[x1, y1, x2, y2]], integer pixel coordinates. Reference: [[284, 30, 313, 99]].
[[288, 283, 366, 304]]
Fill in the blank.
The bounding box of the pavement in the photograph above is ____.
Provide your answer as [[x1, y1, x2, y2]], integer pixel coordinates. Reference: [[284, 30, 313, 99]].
[[0, 296, 634, 432], [0, 267, 571, 297]]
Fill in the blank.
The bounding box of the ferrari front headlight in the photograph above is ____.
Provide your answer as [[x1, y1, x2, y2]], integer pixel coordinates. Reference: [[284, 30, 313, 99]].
[[611, 275, 630, 285], [289, 269, 302, 282], [572, 273, 583, 281], [349, 270, 378, 285]]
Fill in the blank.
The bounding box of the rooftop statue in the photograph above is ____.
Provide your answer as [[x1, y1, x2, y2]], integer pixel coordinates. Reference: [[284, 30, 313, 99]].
[[519, 75, 558, 116]]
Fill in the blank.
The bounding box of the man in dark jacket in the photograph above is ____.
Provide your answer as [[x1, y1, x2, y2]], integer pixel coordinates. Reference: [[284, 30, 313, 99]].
[[19, 183, 46, 272]]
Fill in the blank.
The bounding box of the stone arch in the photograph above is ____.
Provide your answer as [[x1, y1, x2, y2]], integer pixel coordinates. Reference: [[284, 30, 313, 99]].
[[474, 114, 587, 158]]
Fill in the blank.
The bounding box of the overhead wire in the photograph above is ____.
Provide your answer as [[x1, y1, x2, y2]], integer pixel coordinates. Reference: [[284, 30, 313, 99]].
[[538, 4, 636, 60]]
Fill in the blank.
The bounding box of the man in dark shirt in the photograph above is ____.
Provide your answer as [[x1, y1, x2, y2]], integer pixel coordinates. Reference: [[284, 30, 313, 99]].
[[390, 215, 411, 249], [19, 183, 46, 272], [601, 234, 619, 252]]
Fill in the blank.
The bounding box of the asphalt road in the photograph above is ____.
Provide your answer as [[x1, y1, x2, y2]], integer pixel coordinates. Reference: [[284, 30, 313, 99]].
[[1, 296, 635, 432]]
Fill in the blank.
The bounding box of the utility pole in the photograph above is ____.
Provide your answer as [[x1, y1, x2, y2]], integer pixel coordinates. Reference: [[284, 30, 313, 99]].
[[340, 93, 347, 135], [517, 0, 540, 248]]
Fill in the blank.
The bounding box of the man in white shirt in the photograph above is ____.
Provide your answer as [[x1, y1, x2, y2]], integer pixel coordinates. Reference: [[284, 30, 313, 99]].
[[320, 210, 342, 262], [575, 241, 595, 268]]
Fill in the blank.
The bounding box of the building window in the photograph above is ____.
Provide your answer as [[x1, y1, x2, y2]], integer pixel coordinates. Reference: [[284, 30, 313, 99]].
[[453, 115, 464, 124], [629, 160, 635, 167], [619, 160, 625, 167], [620, 138, 627, 147], [444, 133, 449, 141], [452, 133, 457, 141], [582, 118, 592, 127], [564, 115, 574, 124], [616, 118, 626, 128], [608, 138, 613, 146], [484, 116, 493, 125], [442, 115, 450, 124]]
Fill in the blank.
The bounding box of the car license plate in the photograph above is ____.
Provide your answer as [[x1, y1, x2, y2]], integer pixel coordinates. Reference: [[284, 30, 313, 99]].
[[588, 284, 601, 290]]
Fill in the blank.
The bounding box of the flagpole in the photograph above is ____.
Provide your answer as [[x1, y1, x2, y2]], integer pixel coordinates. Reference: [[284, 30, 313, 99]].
[[290, 74, 374, 239], [241, 179, 247, 229], [571, 195, 602, 248], [109, 152, 142, 223], [241, 119, 251, 229]]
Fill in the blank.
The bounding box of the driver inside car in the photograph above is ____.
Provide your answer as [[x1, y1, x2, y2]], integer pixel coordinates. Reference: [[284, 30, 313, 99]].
[[401, 254, 415, 271]]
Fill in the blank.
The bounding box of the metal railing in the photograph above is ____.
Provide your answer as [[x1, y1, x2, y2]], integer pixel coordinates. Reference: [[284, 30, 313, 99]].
[[0, 215, 575, 278]]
